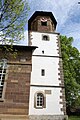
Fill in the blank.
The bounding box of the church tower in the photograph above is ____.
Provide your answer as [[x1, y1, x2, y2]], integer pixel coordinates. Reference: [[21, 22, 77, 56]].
[[28, 11, 67, 120]]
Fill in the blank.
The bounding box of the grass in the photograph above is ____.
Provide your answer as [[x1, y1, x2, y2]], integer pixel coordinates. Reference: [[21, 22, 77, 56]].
[[68, 116, 80, 120]]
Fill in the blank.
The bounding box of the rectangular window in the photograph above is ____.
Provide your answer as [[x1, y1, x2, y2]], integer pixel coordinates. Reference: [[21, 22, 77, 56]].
[[41, 69, 45, 76], [37, 94, 43, 107], [0, 59, 7, 98]]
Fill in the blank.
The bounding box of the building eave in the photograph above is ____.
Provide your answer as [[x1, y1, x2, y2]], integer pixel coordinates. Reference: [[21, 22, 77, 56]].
[[0, 45, 38, 51]]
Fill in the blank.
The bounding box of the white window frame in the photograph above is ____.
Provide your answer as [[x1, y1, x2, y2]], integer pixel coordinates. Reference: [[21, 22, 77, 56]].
[[0, 59, 7, 99], [34, 92, 46, 109], [36, 93, 44, 108]]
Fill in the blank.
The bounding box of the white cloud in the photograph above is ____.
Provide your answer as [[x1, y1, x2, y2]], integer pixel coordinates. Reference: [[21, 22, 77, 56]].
[[28, 0, 78, 24]]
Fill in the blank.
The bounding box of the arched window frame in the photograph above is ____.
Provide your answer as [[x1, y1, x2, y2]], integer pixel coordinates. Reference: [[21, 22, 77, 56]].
[[34, 91, 46, 109]]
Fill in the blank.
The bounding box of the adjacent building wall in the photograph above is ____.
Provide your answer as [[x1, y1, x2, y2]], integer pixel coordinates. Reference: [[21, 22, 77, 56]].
[[0, 47, 33, 118]]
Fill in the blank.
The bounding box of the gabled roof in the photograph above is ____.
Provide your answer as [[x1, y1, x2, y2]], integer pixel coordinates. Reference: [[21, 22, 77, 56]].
[[28, 11, 57, 30]]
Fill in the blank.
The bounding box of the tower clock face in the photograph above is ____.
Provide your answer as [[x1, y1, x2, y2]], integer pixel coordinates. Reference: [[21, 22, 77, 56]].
[[40, 17, 47, 26], [40, 17, 47, 22]]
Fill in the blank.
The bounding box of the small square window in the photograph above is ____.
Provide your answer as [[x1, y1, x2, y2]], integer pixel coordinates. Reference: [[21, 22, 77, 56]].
[[42, 35, 50, 41], [41, 69, 45, 76]]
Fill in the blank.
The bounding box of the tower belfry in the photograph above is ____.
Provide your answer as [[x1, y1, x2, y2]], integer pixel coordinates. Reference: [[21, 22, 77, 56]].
[[28, 11, 57, 32], [28, 11, 67, 120]]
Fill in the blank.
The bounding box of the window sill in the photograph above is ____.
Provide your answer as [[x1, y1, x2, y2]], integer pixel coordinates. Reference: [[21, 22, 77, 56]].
[[35, 106, 44, 109]]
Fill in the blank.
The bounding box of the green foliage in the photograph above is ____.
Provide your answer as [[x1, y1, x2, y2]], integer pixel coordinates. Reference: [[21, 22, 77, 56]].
[[0, 45, 18, 59], [69, 116, 80, 120], [60, 35, 80, 112], [0, 0, 29, 44]]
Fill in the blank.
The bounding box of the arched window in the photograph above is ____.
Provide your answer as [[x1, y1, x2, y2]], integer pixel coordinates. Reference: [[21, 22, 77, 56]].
[[0, 59, 7, 98], [34, 92, 46, 109]]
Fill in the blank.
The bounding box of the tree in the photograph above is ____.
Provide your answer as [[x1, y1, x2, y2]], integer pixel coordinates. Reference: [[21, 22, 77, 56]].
[[0, 0, 29, 44], [60, 35, 80, 114]]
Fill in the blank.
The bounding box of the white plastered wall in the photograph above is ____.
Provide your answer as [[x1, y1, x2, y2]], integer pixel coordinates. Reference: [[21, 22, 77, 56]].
[[30, 32, 59, 57], [29, 87, 63, 115], [31, 56, 60, 86], [29, 31, 63, 115]]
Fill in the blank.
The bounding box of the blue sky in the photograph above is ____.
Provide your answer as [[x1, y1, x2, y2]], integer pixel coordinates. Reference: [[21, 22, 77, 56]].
[[22, 0, 80, 50]]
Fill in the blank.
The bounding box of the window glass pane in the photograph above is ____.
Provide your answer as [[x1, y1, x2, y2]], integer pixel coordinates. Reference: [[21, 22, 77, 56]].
[[3, 69, 6, 73], [42, 50, 44, 54], [41, 69, 45, 76], [42, 35, 50, 41], [2, 74, 5, 79], [36, 93, 44, 108], [43, 36, 48, 40]]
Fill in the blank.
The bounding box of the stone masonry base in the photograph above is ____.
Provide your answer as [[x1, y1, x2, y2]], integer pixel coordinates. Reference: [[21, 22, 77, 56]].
[[29, 115, 68, 120]]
